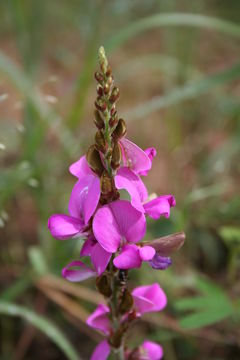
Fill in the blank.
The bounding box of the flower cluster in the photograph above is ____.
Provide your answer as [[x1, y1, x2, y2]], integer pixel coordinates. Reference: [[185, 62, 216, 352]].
[[48, 47, 185, 360]]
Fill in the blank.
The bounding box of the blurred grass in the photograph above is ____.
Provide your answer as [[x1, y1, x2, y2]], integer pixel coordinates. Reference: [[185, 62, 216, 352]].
[[1, 0, 240, 359]]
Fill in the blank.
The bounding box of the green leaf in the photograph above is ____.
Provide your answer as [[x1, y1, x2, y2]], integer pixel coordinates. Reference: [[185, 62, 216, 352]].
[[0, 277, 31, 301], [219, 226, 240, 244], [123, 62, 240, 120], [179, 305, 234, 329], [106, 13, 240, 50], [28, 246, 48, 275], [0, 301, 79, 360]]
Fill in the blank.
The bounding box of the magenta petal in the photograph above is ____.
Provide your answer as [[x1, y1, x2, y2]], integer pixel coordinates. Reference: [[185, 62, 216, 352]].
[[62, 261, 96, 282], [90, 340, 110, 360], [138, 147, 157, 176], [48, 214, 84, 240], [143, 195, 176, 219], [109, 200, 146, 244], [91, 242, 112, 275], [141, 340, 163, 360], [120, 138, 151, 174], [115, 167, 148, 212], [69, 175, 101, 225], [132, 283, 167, 314], [69, 155, 93, 178], [93, 200, 146, 253], [80, 236, 96, 257], [139, 246, 155, 261], [93, 204, 121, 253], [86, 304, 110, 335], [114, 244, 142, 269]]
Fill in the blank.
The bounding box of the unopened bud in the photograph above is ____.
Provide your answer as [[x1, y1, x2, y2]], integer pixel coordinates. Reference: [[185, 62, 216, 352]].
[[112, 118, 126, 140], [119, 289, 133, 314], [95, 98, 107, 112], [97, 85, 103, 96], [94, 110, 105, 129], [96, 275, 112, 297], [109, 86, 120, 103], [86, 145, 104, 176], [103, 83, 110, 95], [106, 65, 112, 77], [95, 130, 107, 153], [144, 232, 186, 257], [111, 142, 122, 170], [109, 113, 118, 128], [95, 71, 104, 83], [109, 324, 127, 348], [100, 170, 114, 196]]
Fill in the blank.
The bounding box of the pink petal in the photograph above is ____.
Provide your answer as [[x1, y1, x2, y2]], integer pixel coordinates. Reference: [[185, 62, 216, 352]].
[[132, 283, 167, 314], [69, 155, 93, 178], [86, 304, 110, 335], [62, 260, 96, 282], [48, 214, 84, 240], [143, 195, 176, 219], [139, 246, 156, 261], [91, 242, 112, 275], [115, 167, 148, 212], [93, 200, 146, 253], [90, 340, 110, 360], [138, 147, 157, 176], [141, 340, 163, 360], [120, 138, 151, 174], [80, 236, 96, 257], [113, 244, 142, 269], [69, 175, 101, 225]]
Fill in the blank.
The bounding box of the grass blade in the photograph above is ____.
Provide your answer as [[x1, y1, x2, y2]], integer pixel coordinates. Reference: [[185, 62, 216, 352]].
[[106, 13, 240, 50], [0, 301, 79, 360], [123, 62, 240, 120]]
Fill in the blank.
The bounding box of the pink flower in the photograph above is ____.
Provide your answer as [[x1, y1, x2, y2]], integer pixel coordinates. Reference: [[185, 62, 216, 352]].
[[115, 167, 175, 219], [138, 147, 157, 176], [90, 340, 110, 360], [48, 175, 100, 240], [93, 200, 146, 253], [62, 260, 96, 282], [139, 340, 163, 360], [113, 244, 156, 270], [86, 304, 110, 335], [132, 283, 167, 315]]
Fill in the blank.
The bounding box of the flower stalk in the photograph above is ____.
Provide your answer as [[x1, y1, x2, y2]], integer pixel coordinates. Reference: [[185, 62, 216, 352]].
[[48, 46, 185, 360]]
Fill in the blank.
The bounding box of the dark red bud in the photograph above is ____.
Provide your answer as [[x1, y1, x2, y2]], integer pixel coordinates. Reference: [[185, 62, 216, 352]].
[[106, 65, 112, 77], [94, 110, 105, 130], [97, 85, 103, 96], [94, 71, 104, 83], [95, 99, 107, 112], [109, 86, 120, 103], [111, 142, 122, 170], [95, 130, 107, 153]]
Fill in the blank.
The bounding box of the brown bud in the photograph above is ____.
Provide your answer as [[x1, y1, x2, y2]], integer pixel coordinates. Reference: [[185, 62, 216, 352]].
[[107, 76, 113, 87], [86, 145, 104, 176], [109, 86, 120, 103], [106, 65, 112, 77], [95, 130, 107, 153], [109, 112, 118, 128], [110, 106, 116, 116], [100, 170, 114, 196], [103, 83, 110, 95], [94, 110, 105, 130], [96, 85, 103, 96], [109, 325, 127, 348], [96, 275, 112, 297], [144, 232, 186, 257], [119, 289, 133, 314], [111, 142, 122, 170], [94, 71, 104, 83], [112, 118, 127, 140], [95, 98, 107, 112]]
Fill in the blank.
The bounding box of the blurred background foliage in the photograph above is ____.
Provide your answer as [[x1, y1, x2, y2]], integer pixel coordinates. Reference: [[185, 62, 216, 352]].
[[0, 0, 240, 359]]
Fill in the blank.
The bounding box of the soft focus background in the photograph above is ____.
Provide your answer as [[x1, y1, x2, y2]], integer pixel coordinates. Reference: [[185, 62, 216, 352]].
[[1, 1, 240, 359]]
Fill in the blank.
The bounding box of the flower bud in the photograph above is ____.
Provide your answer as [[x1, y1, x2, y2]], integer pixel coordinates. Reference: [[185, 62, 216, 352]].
[[144, 232, 185, 257], [100, 170, 114, 196], [95, 98, 107, 112], [119, 289, 133, 314], [111, 142, 122, 170], [96, 275, 112, 297], [112, 118, 126, 140], [109, 86, 120, 103], [103, 83, 110, 95], [94, 71, 104, 83], [106, 65, 112, 77], [94, 110, 105, 130], [109, 112, 118, 128], [86, 145, 104, 176], [109, 324, 127, 348], [95, 130, 107, 153], [96, 85, 103, 96]]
